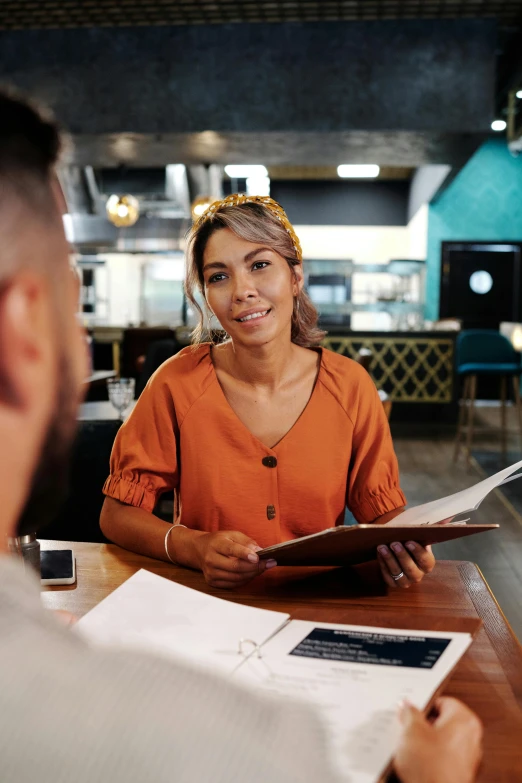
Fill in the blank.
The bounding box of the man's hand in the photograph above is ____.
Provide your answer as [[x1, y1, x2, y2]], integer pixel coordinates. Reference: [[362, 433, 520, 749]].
[[193, 530, 276, 589], [394, 697, 483, 783], [52, 610, 77, 626]]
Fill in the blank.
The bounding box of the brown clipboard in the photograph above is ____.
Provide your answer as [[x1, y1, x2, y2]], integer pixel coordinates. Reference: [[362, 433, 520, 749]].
[[258, 524, 499, 567]]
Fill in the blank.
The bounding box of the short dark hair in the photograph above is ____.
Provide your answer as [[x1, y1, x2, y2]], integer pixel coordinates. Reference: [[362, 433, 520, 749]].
[[0, 87, 61, 185]]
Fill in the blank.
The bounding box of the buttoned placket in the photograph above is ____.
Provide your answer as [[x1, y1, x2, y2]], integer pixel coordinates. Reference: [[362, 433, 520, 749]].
[[261, 450, 280, 536]]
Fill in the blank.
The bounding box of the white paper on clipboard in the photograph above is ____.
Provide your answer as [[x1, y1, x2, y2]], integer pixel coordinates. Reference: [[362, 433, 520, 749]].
[[386, 458, 522, 526]]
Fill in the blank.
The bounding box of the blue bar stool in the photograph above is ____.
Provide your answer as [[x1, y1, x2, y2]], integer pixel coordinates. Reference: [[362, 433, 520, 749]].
[[453, 329, 522, 462]]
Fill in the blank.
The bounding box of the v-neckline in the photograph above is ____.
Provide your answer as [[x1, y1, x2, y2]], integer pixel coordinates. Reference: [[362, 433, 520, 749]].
[[207, 343, 323, 453]]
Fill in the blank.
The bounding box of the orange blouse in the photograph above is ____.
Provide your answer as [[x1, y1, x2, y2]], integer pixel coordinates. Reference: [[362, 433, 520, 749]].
[[103, 344, 406, 548]]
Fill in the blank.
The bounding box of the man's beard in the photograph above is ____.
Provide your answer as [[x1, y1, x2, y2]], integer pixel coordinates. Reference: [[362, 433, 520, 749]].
[[15, 359, 78, 537]]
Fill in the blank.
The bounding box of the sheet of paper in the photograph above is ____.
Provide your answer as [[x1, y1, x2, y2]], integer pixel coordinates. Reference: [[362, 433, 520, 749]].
[[234, 621, 472, 783], [77, 569, 289, 674], [386, 458, 522, 526]]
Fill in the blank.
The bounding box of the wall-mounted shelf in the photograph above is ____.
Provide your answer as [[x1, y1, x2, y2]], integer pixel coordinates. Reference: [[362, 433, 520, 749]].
[[305, 259, 425, 276], [318, 302, 425, 315]]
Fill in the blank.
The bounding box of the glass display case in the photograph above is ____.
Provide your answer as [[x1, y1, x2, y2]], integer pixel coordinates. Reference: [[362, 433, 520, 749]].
[[76, 252, 186, 328], [140, 254, 185, 326], [305, 259, 426, 331]]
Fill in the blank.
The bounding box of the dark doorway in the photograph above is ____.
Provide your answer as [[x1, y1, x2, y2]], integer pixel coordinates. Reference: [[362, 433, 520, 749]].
[[439, 242, 521, 330]]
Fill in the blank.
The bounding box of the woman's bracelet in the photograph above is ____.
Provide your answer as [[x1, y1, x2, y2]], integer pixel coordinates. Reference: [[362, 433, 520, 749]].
[[164, 523, 187, 564]]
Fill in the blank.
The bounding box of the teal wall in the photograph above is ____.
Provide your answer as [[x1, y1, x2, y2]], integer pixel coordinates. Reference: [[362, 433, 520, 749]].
[[426, 139, 522, 319]]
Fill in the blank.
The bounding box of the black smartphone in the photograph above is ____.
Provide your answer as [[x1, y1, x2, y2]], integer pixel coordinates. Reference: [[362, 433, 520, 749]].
[[40, 549, 76, 586]]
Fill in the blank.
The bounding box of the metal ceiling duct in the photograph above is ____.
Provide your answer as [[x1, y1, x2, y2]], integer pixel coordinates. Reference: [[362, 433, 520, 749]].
[[62, 214, 190, 251], [59, 164, 193, 251]]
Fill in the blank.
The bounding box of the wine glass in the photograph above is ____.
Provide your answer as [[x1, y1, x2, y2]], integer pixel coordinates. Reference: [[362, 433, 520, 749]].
[[107, 378, 135, 420]]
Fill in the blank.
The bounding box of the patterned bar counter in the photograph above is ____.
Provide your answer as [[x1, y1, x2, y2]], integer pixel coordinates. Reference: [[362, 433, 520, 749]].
[[321, 330, 456, 417]]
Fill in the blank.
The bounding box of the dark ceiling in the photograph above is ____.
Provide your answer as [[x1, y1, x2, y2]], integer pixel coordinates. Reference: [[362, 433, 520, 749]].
[[2, 1, 521, 107], [0, 0, 521, 29], [1, 2, 519, 167]]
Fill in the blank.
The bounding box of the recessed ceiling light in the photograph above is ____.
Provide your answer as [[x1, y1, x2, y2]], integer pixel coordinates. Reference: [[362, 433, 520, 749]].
[[224, 165, 268, 178], [516, 90, 522, 99], [491, 120, 507, 132], [337, 164, 380, 178]]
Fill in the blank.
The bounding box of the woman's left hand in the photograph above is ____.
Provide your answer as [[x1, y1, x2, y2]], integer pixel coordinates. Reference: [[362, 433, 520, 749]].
[[376, 540, 435, 589]]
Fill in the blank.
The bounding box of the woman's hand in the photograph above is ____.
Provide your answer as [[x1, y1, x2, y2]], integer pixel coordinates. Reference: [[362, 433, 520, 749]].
[[193, 530, 276, 589], [376, 540, 435, 589], [394, 697, 483, 783]]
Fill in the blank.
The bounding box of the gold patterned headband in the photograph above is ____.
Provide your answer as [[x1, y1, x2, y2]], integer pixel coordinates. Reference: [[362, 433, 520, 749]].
[[193, 193, 303, 263]]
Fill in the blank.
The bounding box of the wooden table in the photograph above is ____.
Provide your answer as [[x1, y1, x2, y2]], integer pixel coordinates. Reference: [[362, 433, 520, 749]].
[[41, 541, 522, 782]]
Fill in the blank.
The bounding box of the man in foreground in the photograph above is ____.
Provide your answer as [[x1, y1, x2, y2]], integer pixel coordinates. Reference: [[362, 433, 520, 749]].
[[0, 88, 482, 783]]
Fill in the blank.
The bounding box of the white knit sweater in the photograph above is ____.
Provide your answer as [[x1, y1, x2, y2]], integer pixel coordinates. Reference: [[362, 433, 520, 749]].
[[0, 556, 343, 783]]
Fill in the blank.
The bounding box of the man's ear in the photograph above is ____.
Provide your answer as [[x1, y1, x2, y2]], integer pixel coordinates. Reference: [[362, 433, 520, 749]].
[[0, 273, 54, 410]]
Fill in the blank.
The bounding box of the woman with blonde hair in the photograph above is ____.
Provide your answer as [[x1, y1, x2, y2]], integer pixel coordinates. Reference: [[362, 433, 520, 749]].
[[101, 195, 435, 589]]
